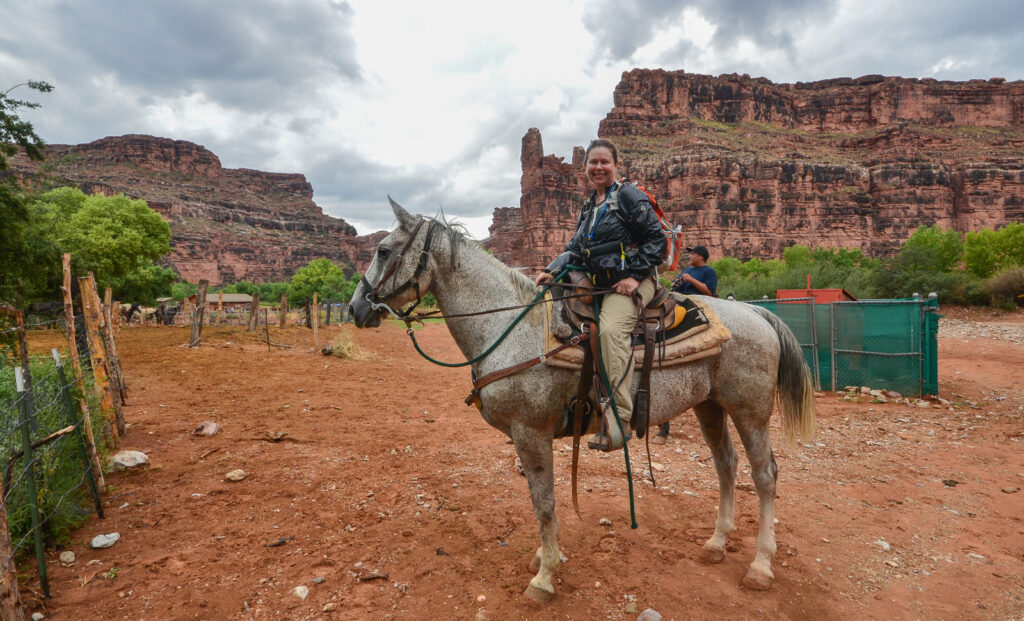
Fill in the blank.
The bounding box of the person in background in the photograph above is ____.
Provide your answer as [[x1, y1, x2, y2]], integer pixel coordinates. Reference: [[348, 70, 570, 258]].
[[654, 245, 718, 445]]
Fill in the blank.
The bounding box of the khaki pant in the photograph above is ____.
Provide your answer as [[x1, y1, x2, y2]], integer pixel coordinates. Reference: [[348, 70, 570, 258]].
[[598, 277, 656, 423]]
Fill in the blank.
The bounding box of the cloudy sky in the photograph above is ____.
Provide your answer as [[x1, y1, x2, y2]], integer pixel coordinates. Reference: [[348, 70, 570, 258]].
[[2, 0, 1022, 238]]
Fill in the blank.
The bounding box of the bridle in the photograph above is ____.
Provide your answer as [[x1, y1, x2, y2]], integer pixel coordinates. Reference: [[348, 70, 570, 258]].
[[360, 217, 441, 323]]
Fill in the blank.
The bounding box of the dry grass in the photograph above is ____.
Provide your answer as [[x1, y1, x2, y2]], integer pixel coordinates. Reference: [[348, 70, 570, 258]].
[[328, 328, 373, 360]]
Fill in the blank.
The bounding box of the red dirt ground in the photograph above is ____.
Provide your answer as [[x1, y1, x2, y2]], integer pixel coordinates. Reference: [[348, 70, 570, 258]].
[[18, 307, 1024, 620]]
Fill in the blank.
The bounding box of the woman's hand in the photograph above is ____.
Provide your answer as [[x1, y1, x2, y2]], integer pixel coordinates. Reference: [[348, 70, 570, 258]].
[[535, 271, 554, 286], [613, 277, 640, 296]]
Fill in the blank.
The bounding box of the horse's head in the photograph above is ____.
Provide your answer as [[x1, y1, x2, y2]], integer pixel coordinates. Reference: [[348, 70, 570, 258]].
[[351, 197, 440, 328]]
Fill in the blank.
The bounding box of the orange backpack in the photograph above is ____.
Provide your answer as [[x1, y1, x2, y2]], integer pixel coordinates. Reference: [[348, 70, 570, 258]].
[[618, 179, 684, 270]]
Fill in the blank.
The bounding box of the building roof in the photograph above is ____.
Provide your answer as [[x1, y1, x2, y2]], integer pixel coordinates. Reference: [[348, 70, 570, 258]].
[[188, 292, 253, 303]]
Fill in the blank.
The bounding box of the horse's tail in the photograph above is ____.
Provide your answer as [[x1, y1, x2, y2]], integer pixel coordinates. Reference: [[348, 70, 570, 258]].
[[750, 305, 817, 444]]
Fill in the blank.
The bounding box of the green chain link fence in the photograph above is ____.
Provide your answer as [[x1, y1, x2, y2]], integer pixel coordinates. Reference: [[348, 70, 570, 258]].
[[746, 296, 940, 396]]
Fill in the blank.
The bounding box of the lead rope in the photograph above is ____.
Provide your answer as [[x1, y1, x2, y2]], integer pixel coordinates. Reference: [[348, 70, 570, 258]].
[[404, 265, 580, 368], [591, 295, 640, 529]]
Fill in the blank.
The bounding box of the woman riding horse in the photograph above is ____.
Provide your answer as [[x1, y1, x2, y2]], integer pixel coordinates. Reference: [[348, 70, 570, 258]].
[[535, 138, 666, 452]]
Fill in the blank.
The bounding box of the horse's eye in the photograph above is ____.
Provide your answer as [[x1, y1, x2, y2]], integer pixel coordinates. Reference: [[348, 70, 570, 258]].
[[377, 247, 390, 260]]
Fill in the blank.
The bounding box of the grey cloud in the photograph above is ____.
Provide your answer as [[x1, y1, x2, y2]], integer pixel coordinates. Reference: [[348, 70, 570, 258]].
[[41, 0, 361, 111], [584, 0, 840, 63]]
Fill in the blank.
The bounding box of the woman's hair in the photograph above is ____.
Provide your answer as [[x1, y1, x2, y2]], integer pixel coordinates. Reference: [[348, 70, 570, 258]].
[[585, 139, 618, 164]]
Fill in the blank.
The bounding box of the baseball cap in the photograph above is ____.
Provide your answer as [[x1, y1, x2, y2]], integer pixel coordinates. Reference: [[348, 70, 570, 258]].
[[686, 245, 709, 260]]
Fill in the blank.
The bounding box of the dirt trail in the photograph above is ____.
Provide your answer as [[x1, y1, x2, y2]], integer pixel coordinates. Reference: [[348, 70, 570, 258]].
[[19, 310, 1024, 620]]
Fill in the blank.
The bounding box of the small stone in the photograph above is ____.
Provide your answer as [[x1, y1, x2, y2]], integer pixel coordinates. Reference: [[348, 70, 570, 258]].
[[312, 576, 326, 584], [476, 594, 486, 604], [225, 469, 247, 482], [90, 533, 120, 549], [322, 603, 338, 612], [967, 552, 986, 561], [860, 386, 872, 394], [599, 518, 612, 527], [874, 539, 891, 552], [916, 400, 931, 409], [650, 462, 666, 472], [595, 581, 601, 588], [1001, 486, 1019, 494], [475, 611, 492, 621], [109, 450, 149, 471], [31, 614, 44, 621], [624, 601, 638, 614], [638, 608, 664, 621], [358, 569, 389, 582], [293, 585, 309, 600], [191, 421, 221, 436], [59, 551, 76, 565]]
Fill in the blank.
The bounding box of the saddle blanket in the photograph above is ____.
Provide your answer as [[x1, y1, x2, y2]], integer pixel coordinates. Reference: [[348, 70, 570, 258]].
[[541, 292, 732, 371]]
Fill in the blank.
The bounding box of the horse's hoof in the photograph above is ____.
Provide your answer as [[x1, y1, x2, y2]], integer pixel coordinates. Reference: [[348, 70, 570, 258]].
[[524, 583, 555, 602], [700, 546, 726, 564], [741, 567, 774, 591]]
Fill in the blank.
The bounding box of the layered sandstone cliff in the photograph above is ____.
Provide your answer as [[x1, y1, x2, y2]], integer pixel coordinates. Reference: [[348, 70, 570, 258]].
[[488, 70, 1024, 269], [13, 135, 380, 284]]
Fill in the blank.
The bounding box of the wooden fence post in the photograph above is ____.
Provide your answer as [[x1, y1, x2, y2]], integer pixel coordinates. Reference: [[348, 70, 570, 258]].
[[217, 291, 224, 325], [0, 489, 26, 621], [312, 292, 319, 352], [246, 292, 261, 331], [189, 280, 209, 347], [279, 295, 288, 329], [100, 289, 128, 406], [60, 255, 104, 489], [79, 275, 119, 444], [88, 274, 125, 435]]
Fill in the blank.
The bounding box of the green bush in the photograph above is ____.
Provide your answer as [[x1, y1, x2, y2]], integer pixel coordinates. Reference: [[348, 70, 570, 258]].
[[1, 355, 105, 552], [985, 266, 1024, 307]]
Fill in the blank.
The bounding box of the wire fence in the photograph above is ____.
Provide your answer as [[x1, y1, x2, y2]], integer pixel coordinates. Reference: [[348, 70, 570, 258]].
[[1, 350, 106, 603], [745, 295, 940, 396]]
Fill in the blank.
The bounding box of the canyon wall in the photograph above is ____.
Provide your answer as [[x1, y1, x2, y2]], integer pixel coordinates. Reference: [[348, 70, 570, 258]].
[[488, 70, 1024, 269], [12, 135, 380, 284]]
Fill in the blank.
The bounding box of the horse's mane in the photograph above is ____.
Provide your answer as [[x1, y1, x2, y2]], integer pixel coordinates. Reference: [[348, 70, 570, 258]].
[[433, 214, 540, 305]]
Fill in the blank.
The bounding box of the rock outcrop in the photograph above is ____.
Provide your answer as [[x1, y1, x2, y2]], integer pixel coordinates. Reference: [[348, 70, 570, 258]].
[[12, 135, 382, 283], [488, 70, 1024, 269]]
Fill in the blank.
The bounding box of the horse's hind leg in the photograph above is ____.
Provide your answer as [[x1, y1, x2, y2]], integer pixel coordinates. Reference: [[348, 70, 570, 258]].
[[694, 401, 738, 564], [732, 414, 779, 590], [510, 425, 560, 602]]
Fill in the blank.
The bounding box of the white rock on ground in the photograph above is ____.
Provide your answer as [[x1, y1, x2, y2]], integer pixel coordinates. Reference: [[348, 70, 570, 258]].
[[109, 450, 149, 471], [638, 609, 664, 621], [90, 533, 120, 549], [225, 469, 247, 481], [59, 551, 75, 565], [293, 585, 309, 600]]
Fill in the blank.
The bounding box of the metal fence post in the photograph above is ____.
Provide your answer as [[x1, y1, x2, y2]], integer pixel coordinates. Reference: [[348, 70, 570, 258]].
[[829, 303, 837, 393], [14, 368, 48, 598], [50, 350, 104, 520]]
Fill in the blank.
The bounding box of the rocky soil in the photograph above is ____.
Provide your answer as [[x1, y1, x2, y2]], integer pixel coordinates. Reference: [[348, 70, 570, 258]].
[[18, 306, 1024, 620]]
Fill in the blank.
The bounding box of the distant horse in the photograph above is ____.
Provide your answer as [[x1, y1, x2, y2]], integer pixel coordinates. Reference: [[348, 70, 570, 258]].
[[351, 199, 816, 601], [121, 304, 141, 324]]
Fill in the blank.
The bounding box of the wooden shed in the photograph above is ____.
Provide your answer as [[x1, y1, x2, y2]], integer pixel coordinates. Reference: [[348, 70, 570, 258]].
[[187, 292, 253, 310]]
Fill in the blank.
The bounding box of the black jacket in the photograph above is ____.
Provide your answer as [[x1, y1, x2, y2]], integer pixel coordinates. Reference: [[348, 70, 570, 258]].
[[546, 182, 667, 287]]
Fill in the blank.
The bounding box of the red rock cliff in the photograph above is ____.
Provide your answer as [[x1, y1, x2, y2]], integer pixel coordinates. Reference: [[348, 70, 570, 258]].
[[13, 135, 382, 284], [488, 70, 1024, 270]]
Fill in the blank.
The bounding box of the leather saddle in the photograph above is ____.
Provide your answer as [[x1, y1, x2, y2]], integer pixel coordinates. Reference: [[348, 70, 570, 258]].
[[552, 272, 709, 440]]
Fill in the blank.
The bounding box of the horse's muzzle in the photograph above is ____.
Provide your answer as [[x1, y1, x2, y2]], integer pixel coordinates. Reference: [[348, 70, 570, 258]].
[[350, 299, 381, 328]]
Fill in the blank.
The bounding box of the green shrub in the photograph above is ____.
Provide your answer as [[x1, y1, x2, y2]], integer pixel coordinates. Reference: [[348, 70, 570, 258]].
[[1, 355, 105, 552], [985, 266, 1024, 307]]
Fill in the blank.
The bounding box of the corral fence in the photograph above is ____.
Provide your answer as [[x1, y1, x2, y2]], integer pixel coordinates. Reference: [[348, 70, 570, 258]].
[[745, 295, 940, 396], [1, 254, 124, 618]]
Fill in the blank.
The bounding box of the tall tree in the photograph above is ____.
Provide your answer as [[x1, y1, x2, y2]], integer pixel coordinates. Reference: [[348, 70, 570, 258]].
[[0, 80, 52, 303]]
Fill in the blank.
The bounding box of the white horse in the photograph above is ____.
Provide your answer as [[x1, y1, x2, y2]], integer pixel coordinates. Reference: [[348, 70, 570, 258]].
[[351, 199, 816, 601]]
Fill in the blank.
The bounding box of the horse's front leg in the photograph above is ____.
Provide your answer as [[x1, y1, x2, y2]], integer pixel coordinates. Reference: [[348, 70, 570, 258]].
[[510, 423, 560, 602]]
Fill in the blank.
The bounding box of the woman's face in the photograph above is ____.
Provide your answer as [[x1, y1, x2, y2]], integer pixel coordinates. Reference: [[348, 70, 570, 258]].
[[585, 146, 617, 191]]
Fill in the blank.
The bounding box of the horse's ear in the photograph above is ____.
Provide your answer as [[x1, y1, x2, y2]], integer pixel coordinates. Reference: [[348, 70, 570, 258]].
[[388, 195, 418, 232]]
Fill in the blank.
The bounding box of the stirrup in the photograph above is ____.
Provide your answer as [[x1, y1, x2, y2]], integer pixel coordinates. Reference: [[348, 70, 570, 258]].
[[587, 407, 631, 452]]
